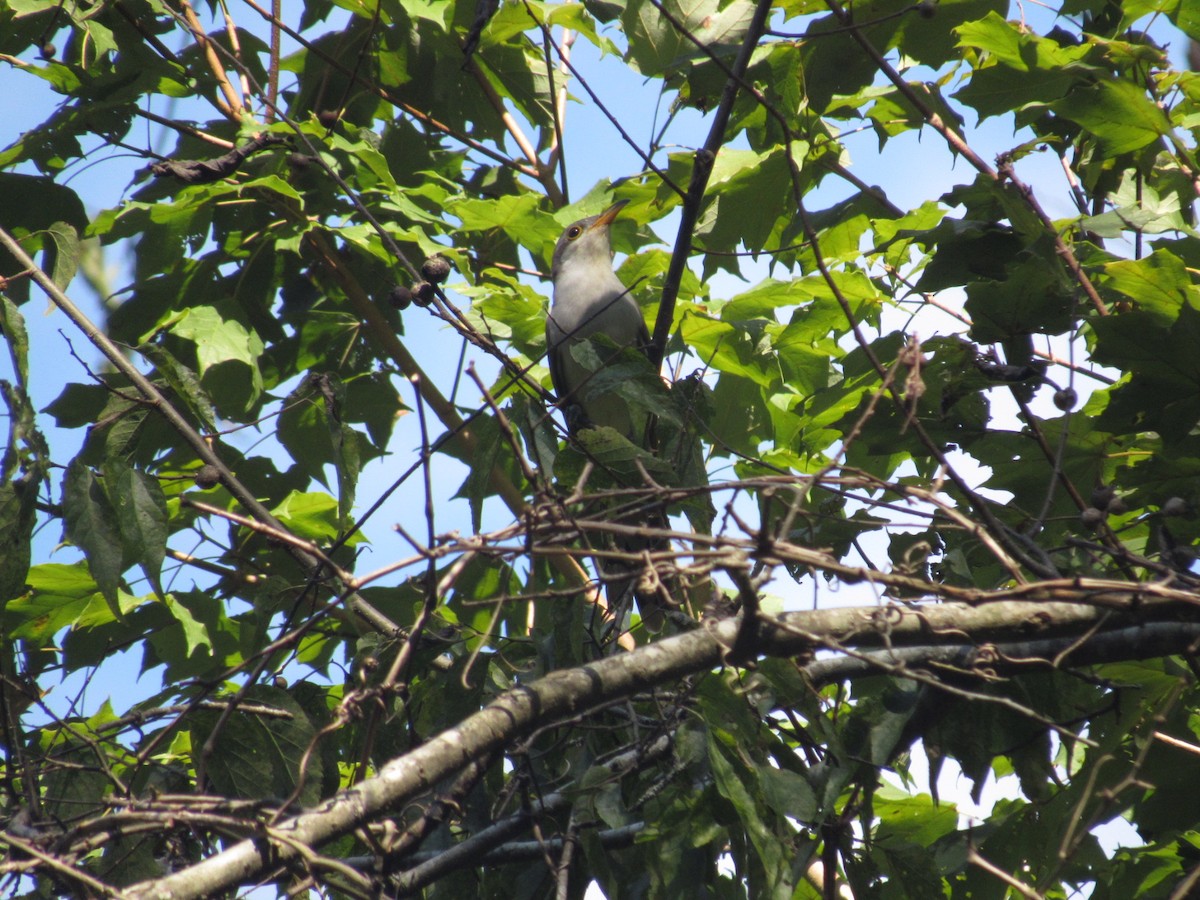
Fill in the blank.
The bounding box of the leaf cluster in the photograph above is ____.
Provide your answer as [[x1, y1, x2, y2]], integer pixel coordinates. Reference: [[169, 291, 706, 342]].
[[3, 0, 1200, 896]]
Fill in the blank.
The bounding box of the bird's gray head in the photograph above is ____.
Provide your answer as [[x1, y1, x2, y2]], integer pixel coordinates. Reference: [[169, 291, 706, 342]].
[[551, 199, 628, 283]]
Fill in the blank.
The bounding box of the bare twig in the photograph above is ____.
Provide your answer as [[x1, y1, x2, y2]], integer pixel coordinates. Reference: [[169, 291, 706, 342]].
[[649, 0, 776, 368], [177, 0, 243, 119], [822, 0, 1109, 317], [237, 0, 539, 177], [967, 847, 1044, 899], [0, 226, 397, 640]]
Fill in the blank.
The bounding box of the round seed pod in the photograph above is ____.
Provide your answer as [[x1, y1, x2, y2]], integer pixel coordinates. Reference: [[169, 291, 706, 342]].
[[1161, 497, 1188, 517], [193, 464, 221, 489], [388, 285, 412, 310], [1053, 388, 1078, 411], [420, 255, 452, 284], [410, 281, 435, 307]]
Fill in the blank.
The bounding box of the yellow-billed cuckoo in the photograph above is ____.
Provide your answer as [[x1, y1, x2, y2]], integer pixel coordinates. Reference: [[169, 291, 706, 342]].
[[545, 199, 671, 630], [546, 199, 650, 437]]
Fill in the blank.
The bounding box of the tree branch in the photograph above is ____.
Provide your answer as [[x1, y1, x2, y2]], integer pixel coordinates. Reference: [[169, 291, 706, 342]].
[[648, 0, 775, 368], [127, 596, 1194, 898], [0, 227, 397, 638]]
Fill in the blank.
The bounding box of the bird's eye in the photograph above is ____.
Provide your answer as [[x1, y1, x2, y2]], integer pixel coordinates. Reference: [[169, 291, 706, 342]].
[[567, 225, 583, 240]]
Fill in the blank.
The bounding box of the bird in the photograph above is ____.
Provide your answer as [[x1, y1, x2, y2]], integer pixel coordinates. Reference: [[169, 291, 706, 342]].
[[544, 199, 672, 631], [545, 199, 651, 439]]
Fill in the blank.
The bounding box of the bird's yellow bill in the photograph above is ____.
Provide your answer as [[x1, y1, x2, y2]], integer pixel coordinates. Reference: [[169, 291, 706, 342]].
[[590, 199, 629, 230]]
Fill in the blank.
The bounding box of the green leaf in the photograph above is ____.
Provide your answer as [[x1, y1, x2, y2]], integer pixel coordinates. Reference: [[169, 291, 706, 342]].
[[1082, 168, 1195, 238], [277, 373, 375, 505], [771, 317, 837, 397], [1102, 249, 1196, 323], [965, 254, 1075, 343], [451, 193, 555, 257], [913, 220, 1025, 290], [62, 459, 125, 612], [447, 412, 514, 532], [953, 13, 1095, 116], [0, 297, 30, 388], [332, 130, 398, 192], [161, 593, 212, 657], [139, 344, 218, 433], [872, 787, 959, 847], [1053, 79, 1172, 155], [8, 563, 144, 642], [681, 311, 774, 386], [169, 305, 264, 414], [622, 0, 754, 76], [893, 0, 1006, 67], [0, 173, 88, 248], [707, 730, 793, 898], [758, 765, 817, 823], [299, 372, 360, 528], [40, 736, 109, 825], [290, 310, 364, 372], [40, 221, 79, 290], [108, 462, 168, 597], [461, 272, 556, 353], [574, 339, 677, 425], [956, 12, 1088, 70], [190, 685, 323, 806], [1171, 0, 1200, 41], [974, 411, 1111, 522], [695, 147, 795, 275], [331, 418, 360, 531], [24, 561, 100, 598], [344, 372, 405, 452], [0, 479, 35, 604], [143, 588, 241, 680], [1093, 304, 1200, 444], [546, 3, 620, 54], [271, 491, 359, 544], [798, 0, 916, 112], [396, 0, 454, 28]]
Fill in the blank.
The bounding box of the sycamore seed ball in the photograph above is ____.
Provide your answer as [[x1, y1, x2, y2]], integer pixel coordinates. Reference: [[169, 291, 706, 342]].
[[1161, 497, 1188, 517], [421, 255, 451, 284], [411, 282, 434, 307], [1053, 388, 1078, 411], [194, 465, 221, 489], [389, 285, 412, 310]]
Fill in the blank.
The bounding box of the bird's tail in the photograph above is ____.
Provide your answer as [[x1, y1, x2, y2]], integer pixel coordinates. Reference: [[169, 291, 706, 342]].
[[597, 509, 676, 633]]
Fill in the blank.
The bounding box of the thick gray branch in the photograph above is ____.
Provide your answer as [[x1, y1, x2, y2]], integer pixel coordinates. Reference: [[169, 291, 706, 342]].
[[127, 596, 1194, 899]]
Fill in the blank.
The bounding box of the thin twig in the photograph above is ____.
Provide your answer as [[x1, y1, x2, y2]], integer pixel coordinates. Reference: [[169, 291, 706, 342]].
[[132, 108, 235, 149], [216, 0, 252, 102], [177, 0, 242, 119], [649, 0, 775, 368], [822, 0, 1109, 317], [0, 226, 398, 641], [237, 0, 539, 177], [465, 55, 564, 205], [967, 847, 1044, 899]]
